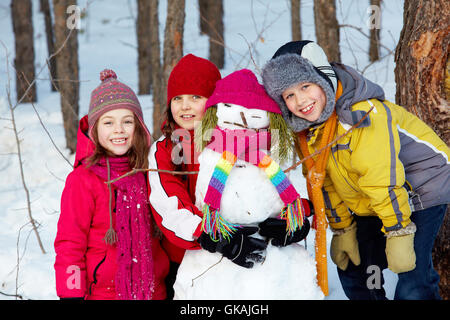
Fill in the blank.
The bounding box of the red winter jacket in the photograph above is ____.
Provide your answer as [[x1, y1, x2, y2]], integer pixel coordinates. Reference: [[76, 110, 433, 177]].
[[54, 115, 169, 300], [148, 129, 203, 263]]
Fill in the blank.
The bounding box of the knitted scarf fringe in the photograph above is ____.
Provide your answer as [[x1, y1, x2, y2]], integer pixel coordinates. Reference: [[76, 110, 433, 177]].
[[280, 197, 305, 235], [201, 204, 241, 242], [201, 198, 305, 241]]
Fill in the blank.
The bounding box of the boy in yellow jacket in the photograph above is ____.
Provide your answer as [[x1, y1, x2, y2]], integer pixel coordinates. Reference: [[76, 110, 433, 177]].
[[262, 40, 449, 300]]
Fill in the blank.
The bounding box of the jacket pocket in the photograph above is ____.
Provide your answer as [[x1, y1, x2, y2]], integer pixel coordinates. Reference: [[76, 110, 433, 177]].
[[89, 252, 107, 295]]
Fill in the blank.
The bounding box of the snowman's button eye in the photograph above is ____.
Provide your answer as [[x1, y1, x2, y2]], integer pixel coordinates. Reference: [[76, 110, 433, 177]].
[[224, 103, 232, 107]]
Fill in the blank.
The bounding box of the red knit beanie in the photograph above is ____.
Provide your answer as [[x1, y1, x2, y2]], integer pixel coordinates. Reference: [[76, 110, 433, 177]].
[[167, 54, 221, 105], [205, 69, 281, 114], [88, 69, 152, 147]]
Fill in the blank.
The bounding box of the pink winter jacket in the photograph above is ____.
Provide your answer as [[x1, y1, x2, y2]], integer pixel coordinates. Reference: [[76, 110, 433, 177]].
[[54, 115, 170, 300]]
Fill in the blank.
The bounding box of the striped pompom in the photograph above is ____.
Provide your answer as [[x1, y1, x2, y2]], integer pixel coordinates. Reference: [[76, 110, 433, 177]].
[[100, 69, 117, 82]]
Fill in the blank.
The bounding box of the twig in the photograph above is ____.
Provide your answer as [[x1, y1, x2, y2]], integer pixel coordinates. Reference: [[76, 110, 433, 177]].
[[191, 256, 224, 287], [12, 26, 76, 108], [105, 168, 200, 185], [235, 3, 284, 71], [106, 107, 373, 185], [238, 33, 262, 75], [339, 24, 394, 55], [1, 41, 46, 255], [20, 75, 73, 168], [15, 221, 33, 300], [0, 290, 23, 300], [284, 106, 374, 173]]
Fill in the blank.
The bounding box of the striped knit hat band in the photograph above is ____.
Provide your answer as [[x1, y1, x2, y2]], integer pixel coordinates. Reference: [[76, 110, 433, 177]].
[[88, 69, 151, 146]]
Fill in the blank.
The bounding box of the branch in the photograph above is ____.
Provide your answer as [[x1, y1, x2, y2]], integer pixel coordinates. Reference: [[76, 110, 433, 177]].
[[284, 106, 375, 173], [238, 33, 262, 75], [105, 107, 373, 186], [1, 41, 46, 255], [105, 168, 200, 185], [0, 290, 23, 300], [13, 26, 76, 107], [339, 24, 394, 55], [21, 75, 73, 168]]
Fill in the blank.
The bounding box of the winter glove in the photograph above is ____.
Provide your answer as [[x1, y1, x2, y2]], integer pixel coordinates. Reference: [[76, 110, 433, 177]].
[[330, 221, 361, 271], [385, 222, 416, 273], [197, 226, 267, 269], [258, 217, 310, 247]]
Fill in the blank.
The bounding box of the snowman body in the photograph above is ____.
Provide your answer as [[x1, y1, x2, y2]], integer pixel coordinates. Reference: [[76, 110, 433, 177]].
[[173, 103, 324, 300]]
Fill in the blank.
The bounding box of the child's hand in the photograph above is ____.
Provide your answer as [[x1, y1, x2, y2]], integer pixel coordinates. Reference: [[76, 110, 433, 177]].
[[330, 222, 361, 271], [385, 222, 416, 273], [258, 217, 310, 246]]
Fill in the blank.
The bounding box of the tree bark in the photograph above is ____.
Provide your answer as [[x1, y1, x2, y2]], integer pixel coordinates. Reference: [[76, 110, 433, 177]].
[[161, 0, 185, 130], [207, 0, 224, 69], [149, 0, 164, 138], [11, 0, 37, 103], [198, 0, 209, 35], [291, 0, 302, 41], [369, 0, 381, 62], [40, 0, 58, 91], [394, 0, 450, 299], [313, 0, 341, 62], [53, 0, 79, 154], [137, 0, 152, 95]]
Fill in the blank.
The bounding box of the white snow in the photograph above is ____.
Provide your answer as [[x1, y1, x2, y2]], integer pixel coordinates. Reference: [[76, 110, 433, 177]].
[[175, 244, 324, 300], [0, 0, 403, 300]]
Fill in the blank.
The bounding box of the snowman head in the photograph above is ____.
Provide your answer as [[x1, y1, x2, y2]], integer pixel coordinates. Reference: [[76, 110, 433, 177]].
[[216, 102, 270, 130], [195, 69, 294, 163]]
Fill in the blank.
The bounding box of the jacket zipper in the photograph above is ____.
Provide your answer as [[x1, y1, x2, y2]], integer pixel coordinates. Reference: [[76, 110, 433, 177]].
[[89, 253, 107, 295]]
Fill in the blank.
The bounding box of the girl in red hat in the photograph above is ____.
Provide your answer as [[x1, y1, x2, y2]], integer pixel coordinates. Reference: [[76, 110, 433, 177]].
[[54, 70, 169, 300], [148, 54, 222, 298]]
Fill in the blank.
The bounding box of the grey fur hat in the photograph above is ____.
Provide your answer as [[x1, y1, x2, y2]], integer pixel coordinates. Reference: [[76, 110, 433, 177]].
[[262, 41, 337, 132]]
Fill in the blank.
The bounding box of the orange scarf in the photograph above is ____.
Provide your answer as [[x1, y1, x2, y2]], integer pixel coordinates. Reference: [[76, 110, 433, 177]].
[[296, 81, 342, 296]]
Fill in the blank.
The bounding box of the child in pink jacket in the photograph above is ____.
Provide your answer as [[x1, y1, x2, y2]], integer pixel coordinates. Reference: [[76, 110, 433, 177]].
[[54, 70, 169, 300]]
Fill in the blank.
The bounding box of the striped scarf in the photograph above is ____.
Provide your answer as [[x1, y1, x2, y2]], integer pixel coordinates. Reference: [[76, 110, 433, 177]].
[[201, 127, 305, 241]]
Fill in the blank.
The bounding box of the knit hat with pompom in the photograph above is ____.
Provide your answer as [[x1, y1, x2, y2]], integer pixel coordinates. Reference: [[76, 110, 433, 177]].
[[262, 41, 338, 132], [88, 69, 151, 147]]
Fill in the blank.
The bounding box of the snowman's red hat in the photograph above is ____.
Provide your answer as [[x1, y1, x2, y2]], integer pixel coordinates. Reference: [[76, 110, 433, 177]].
[[205, 69, 281, 114]]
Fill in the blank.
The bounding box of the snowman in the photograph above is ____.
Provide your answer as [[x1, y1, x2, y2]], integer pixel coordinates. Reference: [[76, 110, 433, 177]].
[[173, 69, 324, 300]]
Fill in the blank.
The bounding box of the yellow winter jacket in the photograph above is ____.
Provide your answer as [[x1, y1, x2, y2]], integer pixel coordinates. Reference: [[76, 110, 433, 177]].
[[302, 98, 450, 233]]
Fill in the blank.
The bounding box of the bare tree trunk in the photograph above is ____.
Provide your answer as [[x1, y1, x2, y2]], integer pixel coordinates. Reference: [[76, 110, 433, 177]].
[[198, 0, 209, 35], [137, 0, 152, 95], [369, 0, 381, 62], [198, 0, 224, 69], [291, 0, 302, 41], [11, 0, 37, 103], [394, 0, 450, 299], [313, 0, 341, 62], [149, 0, 164, 138], [53, 0, 79, 154], [161, 0, 185, 127], [207, 0, 224, 69], [40, 0, 57, 91]]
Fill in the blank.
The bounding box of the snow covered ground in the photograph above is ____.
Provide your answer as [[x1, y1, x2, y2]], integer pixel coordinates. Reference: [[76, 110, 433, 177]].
[[0, 0, 404, 300]]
